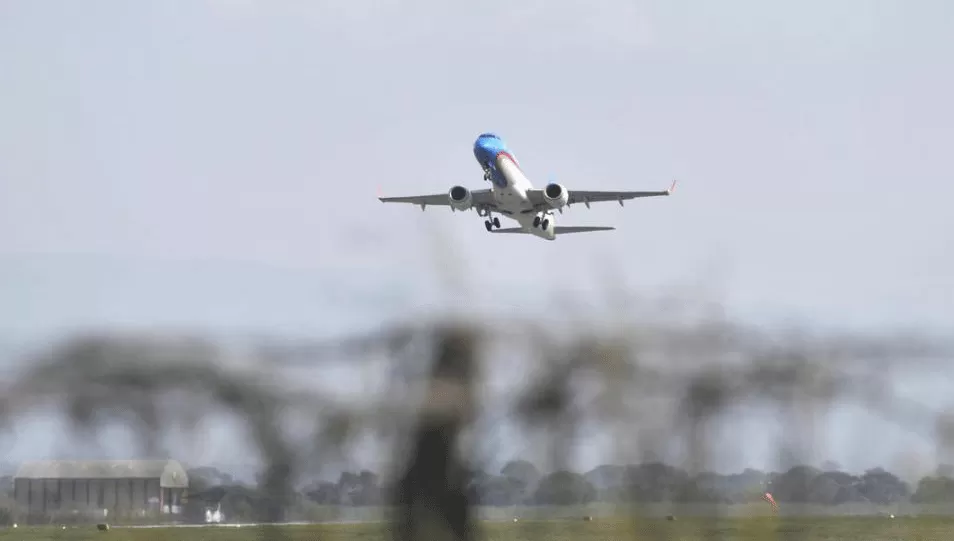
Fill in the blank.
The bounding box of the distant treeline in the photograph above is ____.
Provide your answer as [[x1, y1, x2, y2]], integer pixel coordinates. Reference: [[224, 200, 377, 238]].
[[178, 460, 954, 513], [1, 461, 952, 524]]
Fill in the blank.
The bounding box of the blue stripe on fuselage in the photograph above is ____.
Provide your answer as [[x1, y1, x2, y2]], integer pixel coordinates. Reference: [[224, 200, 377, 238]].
[[473, 133, 511, 189]]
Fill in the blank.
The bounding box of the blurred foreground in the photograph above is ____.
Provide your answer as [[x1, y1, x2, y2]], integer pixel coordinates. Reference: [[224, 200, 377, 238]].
[[0, 311, 952, 540]]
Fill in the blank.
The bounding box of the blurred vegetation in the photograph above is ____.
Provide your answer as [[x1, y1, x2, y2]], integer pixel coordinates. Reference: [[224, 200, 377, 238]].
[[0, 307, 951, 539]]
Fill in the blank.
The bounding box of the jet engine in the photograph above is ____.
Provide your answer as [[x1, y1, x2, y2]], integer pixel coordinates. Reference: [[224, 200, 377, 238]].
[[543, 182, 569, 209], [448, 185, 472, 210]]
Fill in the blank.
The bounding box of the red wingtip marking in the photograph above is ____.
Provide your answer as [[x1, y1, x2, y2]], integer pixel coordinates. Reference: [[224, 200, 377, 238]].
[[668, 179, 677, 193]]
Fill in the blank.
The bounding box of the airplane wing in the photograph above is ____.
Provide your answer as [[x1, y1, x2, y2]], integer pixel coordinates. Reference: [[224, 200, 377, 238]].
[[492, 226, 616, 234], [378, 189, 496, 210], [528, 180, 676, 209]]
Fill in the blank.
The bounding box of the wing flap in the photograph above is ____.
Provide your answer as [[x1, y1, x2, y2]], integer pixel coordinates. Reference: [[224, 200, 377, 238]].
[[377, 194, 449, 206], [377, 188, 496, 209], [568, 180, 675, 205], [526, 180, 676, 208]]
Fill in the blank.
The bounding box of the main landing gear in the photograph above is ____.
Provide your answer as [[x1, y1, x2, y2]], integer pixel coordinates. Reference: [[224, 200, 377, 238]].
[[532, 214, 550, 230], [478, 205, 500, 231]]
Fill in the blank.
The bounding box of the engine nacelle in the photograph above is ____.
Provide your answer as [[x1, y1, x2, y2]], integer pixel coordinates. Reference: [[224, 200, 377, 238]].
[[448, 185, 472, 210], [543, 182, 569, 209]]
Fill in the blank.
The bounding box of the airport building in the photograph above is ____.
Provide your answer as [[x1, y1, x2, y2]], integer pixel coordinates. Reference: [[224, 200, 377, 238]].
[[13, 459, 189, 517]]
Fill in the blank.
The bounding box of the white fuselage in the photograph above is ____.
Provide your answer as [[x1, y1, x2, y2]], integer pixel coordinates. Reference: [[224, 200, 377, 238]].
[[492, 153, 556, 240]]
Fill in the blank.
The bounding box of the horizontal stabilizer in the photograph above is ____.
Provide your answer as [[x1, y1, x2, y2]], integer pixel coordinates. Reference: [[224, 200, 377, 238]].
[[492, 226, 616, 235], [553, 226, 616, 234]]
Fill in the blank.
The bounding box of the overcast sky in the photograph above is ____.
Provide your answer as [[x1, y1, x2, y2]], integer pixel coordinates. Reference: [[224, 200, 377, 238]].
[[1, 1, 952, 478]]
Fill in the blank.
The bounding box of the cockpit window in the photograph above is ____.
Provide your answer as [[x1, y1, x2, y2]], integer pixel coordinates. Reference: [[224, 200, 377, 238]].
[[478, 132, 499, 139]]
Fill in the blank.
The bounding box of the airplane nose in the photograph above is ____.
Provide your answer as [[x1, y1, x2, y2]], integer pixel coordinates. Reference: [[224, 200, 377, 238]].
[[473, 139, 495, 166]]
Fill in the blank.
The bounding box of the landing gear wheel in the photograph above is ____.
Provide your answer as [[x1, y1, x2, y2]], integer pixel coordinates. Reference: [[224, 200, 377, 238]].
[[485, 220, 493, 232], [492, 217, 500, 228], [541, 219, 550, 230], [533, 216, 541, 228]]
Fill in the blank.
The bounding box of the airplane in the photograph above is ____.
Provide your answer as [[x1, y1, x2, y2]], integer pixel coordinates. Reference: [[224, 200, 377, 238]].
[[377, 132, 676, 240]]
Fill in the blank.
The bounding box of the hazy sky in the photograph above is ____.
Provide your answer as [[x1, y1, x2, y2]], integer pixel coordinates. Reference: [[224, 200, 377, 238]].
[[1, 1, 953, 478]]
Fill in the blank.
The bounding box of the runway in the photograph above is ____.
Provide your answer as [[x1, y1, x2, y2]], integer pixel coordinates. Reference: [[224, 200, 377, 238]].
[[114, 520, 358, 529]]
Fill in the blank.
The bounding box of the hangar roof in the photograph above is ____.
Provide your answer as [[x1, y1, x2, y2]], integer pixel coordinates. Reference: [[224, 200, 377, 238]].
[[14, 460, 188, 488]]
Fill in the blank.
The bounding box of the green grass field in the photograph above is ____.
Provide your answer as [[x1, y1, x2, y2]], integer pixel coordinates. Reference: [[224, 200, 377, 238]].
[[0, 516, 952, 541]]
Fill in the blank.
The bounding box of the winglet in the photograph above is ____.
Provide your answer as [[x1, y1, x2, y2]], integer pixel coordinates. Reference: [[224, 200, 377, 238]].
[[376, 185, 384, 201], [667, 179, 677, 194]]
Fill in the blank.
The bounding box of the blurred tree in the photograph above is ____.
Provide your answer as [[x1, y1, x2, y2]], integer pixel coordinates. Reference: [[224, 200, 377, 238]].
[[533, 471, 596, 505], [624, 462, 690, 502], [473, 475, 524, 506], [770, 465, 822, 502], [858, 467, 910, 504], [912, 475, 954, 503], [303, 481, 339, 505]]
